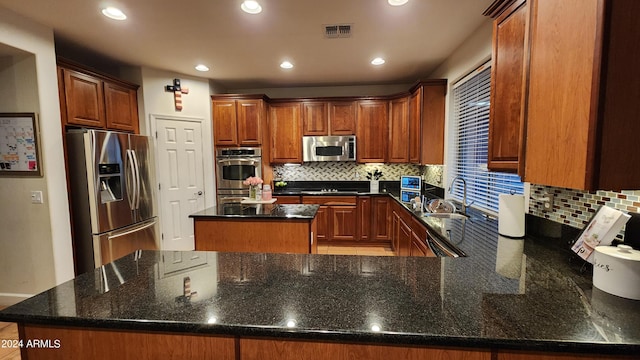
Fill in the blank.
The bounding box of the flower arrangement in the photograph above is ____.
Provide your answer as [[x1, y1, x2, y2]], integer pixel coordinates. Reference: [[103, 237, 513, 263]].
[[243, 176, 263, 186]]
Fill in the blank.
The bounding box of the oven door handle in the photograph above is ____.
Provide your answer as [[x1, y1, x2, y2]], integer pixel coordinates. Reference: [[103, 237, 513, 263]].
[[217, 158, 258, 164]]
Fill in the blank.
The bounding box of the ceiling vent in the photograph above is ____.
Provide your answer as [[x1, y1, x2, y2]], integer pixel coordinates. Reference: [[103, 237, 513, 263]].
[[324, 24, 352, 38]]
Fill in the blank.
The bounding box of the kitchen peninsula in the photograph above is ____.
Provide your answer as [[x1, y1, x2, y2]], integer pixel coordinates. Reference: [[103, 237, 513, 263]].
[[190, 203, 320, 254]]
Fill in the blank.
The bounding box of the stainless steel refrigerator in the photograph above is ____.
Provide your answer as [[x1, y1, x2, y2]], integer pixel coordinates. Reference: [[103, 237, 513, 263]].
[[66, 129, 159, 274]]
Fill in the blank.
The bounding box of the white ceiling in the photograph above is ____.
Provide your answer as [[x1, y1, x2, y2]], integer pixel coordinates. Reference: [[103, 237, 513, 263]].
[[0, 0, 494, 89]]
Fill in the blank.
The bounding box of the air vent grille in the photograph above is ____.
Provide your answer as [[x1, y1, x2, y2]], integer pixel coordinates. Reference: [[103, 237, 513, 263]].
[[324, 24, 352, 38]]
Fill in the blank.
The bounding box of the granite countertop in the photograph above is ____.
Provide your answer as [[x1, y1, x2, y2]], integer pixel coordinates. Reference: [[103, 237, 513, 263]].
[[2, 204, 639, 354], [189, 203, 320, 219]]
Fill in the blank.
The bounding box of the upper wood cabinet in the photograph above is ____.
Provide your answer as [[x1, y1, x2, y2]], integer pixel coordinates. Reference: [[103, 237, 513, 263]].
[[486, 0, 528, 173], [212, 97, 264, 146], [408, 89, 421, 163], [418, 81, 447, 165], [302, 101, 356, 136], [356, 100, 388, 163], [388, 96, 410, 163], [525, 0, 640, 190], [58, 60, 140, 133], [269, 102, 303, 163]]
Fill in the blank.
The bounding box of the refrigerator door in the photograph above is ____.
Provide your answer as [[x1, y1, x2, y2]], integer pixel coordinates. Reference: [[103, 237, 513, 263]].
[[93, 217, 159, 269], [129, 134, 156, 222], [87, 130, 135, 233]]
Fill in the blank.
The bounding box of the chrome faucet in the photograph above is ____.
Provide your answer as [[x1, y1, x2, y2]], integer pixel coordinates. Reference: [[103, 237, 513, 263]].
[[448, 175, 473, 215]]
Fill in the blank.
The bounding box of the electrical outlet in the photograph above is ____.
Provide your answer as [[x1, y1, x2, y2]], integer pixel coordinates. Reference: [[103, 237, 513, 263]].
[[542, 193, 554, 212], [31, 190, 43, 204]]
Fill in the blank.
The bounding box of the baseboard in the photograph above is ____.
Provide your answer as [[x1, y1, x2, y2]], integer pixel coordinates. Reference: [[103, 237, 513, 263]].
[[0, 293, 34, 307]]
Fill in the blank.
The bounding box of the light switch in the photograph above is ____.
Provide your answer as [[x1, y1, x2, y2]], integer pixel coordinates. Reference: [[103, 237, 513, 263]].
[[31, 191, 43, 204]]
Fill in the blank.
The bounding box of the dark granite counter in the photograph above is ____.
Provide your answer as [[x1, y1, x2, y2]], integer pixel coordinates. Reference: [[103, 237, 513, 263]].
[[189, 203, 319, 219], [2, 221, 639, 354]]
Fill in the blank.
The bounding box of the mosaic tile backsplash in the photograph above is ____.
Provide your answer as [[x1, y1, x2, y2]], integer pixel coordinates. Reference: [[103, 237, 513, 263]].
[[273, 162, 422, 182], [530, 185, 640, 241], [422, 165, 444, 188]]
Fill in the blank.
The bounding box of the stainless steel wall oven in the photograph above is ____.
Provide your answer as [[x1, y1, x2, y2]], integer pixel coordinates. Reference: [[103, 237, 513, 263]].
[[216, 147, 262, 203]]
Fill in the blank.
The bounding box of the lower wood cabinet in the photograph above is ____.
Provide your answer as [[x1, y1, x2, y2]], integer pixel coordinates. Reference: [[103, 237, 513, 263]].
[[358, 196, 371, 241], [371, 197, 391, 241], [303, 196, 357, 242], [275, 195, 301, 204]]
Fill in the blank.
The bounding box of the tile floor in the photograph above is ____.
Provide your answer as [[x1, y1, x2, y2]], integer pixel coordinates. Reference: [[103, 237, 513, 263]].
[[317, 244, 395, 256], [0, 307, 20, 360]]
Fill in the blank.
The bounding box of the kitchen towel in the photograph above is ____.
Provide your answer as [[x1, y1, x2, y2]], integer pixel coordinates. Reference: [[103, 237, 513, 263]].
[[498, 194, 525, 238]]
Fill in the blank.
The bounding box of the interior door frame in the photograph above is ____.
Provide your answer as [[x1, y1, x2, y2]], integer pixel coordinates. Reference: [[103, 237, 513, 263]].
[[149, 114, 215, 250]]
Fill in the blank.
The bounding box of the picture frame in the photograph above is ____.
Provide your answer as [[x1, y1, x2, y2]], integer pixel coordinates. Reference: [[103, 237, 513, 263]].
[[0, 112, 42, 177]]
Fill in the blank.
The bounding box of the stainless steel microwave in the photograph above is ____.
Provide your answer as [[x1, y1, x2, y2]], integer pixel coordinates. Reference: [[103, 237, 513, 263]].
[[302, 136, 356, 162]]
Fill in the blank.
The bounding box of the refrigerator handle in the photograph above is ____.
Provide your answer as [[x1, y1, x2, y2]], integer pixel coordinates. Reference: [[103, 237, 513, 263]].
[[125, 149, 137, 210], [108, 218, 157, 240], [131, 149, 141, 210]]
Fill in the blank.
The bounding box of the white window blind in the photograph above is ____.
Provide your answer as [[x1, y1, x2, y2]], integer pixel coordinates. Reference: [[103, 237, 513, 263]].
[[447, 63, 524, 214]]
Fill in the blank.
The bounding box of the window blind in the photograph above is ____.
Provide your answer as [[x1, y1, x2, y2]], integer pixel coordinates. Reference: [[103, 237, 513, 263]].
[[447, 63, 524, 214]]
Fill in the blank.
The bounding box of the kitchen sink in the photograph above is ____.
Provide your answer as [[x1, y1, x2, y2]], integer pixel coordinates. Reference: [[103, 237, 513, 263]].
[[421, 212, 468, 220]]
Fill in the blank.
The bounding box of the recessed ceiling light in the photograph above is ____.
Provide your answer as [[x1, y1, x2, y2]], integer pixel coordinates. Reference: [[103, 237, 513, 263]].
[[101, 7, 127, 21], [280, 61, 294, 69], [371, 57, 386, 65], [195, 64, 210, 72], [388, 0, 409, 6], [241, 1, 262, 14]]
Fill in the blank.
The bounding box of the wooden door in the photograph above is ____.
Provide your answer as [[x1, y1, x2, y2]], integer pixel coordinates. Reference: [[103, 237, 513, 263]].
[[269, 102, 303, 163], [358, 196, 371, 241], [328, 101, 356, 135], [213, 100, 238, 146], [356, 100, 388, 163], [408, 88, 421, 163], [104, 81, 139, 133], [420, 83, 446, 165], [487, 0, 528, 173], [388, 96, 410, 163], [236, 99, 263, 145], [63, 68, 106, 128], [302, 102, 328, 136], [330, 205, 358, 241], [371, 197, 390, 241]]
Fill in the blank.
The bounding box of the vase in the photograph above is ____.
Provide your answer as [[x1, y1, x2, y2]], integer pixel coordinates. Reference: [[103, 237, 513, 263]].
[[249, 185, 258, 200]]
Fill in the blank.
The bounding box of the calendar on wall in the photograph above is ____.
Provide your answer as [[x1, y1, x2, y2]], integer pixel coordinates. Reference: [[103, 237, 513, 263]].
[[0, 113, 42, 176]]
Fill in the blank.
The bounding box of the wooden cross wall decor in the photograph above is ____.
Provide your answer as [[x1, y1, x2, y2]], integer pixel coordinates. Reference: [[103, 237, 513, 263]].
[[165, 78, 189, 111]]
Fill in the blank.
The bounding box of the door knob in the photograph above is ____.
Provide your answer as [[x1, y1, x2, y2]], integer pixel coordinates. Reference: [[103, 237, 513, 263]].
[[196, 191, 203, 196]]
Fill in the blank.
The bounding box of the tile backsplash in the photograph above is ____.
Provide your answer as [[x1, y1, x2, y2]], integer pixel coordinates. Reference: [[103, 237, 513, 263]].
[[273, 162, 422, 182], [529, 185, 640, 240], [422, 165, 444, 188]]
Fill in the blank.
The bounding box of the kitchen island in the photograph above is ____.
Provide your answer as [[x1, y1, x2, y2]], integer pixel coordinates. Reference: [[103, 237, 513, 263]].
[[1, 221, 639, 359], [190, 203, 320, 254]]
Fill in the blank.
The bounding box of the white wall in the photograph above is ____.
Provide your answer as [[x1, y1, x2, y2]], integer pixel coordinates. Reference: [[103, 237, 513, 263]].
[[139, 67, 218, 248], [427, 20, 493, 186], [0, 8, 74, 305]]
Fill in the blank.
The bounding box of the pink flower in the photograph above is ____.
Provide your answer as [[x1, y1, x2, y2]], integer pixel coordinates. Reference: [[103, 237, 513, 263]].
[[243, 176, 263, 186]]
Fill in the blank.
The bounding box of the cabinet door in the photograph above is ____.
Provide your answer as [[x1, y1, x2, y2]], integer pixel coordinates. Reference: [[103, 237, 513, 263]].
[[237, 99, 263, 145], [213, 100, 239, 146], [371, 197, 390, 241], [328, 101, 356, 135], [408, 89, 421, 163], [488, 0, 528, 173], [388, 96, 410, 163], [302, 102, 328, 136], [356, 100, 388, 163], [276, 195, 301, 204], [315, 205, 328, 241], [330, 205, 358, 241], [410, 234, 428, 257], [269, 103, 303, 163], [358, 196, 371, 241], [391, 211, 399, 253], [104, 81, 139, 133], [420, 83, 446, 165], [63, 69, 106, 128]]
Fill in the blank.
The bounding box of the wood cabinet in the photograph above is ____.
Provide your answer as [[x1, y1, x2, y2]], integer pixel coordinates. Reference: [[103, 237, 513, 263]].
[[275, 195, 301, 204], [410, 231, 429, 257], [303, 196, 357, 242], [356, 100, 389, 163], [269, 102, 303, 163], [408, 89, 422, 163], [388, 96, 410, 163], [371, 197, 391, 241], [302, 101, 356, 136], [358, 196, 371, 241], [486, 0, 528, 173], [418, 82, 447, 165], [58, 61, 140, 133], [212, 98, 264, 147]]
